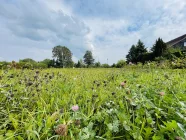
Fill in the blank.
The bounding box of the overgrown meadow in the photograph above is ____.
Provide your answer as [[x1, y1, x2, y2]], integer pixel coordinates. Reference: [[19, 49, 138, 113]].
[[0, 67, 186, 140]]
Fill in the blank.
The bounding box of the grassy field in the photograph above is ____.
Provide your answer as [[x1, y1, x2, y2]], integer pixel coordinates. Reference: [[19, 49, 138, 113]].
[[0, 68, 186, 140]]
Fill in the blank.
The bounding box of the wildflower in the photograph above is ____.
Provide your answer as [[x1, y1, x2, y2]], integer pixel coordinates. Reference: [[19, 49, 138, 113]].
[[72, 105, 79, 112], [120, 82, 125, 87], [120, 81, 126, 87], [55, 124, 68, 136], [159, 92, 165, 96]]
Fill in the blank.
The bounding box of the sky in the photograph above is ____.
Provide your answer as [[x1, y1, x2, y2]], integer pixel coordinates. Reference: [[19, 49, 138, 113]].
[[0, 0, 186, 64]]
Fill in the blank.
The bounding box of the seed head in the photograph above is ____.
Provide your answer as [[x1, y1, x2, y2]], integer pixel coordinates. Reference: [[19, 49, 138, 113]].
[[60, 108, 64, 114], [55, 124, 68, 136], [35, 70, 40, 74], [74, 120, 81, 126]]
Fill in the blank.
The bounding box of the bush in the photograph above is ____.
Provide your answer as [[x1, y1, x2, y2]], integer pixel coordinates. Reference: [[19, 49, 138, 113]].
[[0, 61, 11, 69], [116, 60, 126, 68], [101, 64, 110, 68], [171, 58, 186, 69], [163, 48, 183, 60], [137, 52, 154, 63]]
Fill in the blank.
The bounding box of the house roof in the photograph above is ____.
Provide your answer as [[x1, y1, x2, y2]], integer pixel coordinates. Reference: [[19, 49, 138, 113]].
[[166, 34, 186, 46]]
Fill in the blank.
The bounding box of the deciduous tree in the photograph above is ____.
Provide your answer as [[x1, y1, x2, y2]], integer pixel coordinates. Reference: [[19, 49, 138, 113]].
[[52, 46, 73, 68], [83, 50, 94, 66]]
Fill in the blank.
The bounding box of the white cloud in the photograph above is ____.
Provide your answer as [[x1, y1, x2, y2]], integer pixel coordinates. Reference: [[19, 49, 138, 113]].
[[0, 0, 186, 64], [0, 0, 91, 62], [74, 0, 186, 64], [43, 0, 73, 16]]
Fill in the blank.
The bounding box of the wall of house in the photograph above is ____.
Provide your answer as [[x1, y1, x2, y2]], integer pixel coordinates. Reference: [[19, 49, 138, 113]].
[[173, 38, 186, 49]]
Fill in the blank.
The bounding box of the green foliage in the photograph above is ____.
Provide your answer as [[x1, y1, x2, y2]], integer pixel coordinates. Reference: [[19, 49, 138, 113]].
[[0, 61, 11, 69], [101, 63, 110, 68], [52, 45, 73, 68], [75, 59, 85, 68], [151, 38, 167, 57], [163, 47, 183, 60], [137, 52, 154, 64], [126, 45, 137, 63], [135, 40, 148, 56], [171, 58, 186, 69], [18, 59, 48, 69], [40, 59, 54, 68], [94, 62, 101, 68], [116, 59, 126, 68], [126, 40, 147, 63], [83, 50, 94, 66], [111, 63, 116, 68], [126, 38, 170, 64], [19, 58, 36, 63]]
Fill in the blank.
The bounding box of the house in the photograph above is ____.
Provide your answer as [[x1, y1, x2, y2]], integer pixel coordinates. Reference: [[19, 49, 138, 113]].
[[166, 34, 186, 49]]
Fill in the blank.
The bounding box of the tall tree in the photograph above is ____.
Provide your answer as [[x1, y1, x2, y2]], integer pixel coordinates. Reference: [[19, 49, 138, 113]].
[[151, 38, 167, 57], [83, 50, 94, 66], [135, 40, 147, 57], [126, 45, 137, 62], [52, 46, 73, 68], [126, 40, 147, 63], [135, 40, 148, 62]]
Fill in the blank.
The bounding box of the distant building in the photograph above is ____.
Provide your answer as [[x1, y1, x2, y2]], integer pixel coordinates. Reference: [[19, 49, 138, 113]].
[[166, 34, 186, 49]]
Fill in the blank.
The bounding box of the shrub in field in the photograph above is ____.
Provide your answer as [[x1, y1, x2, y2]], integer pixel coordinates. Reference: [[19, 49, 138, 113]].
[[171, 58, 186, 69], [0, 61, 11, 69], [116, 60, 126, 68]]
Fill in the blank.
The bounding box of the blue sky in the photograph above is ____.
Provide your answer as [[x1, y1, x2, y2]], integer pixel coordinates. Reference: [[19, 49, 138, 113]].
[[0, 0, 186, 64]]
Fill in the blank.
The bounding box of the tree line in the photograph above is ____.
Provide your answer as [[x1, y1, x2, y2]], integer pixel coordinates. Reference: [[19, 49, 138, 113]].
[[0, 45, 127, 69], [126, 38, 167, 63], [126, 38, 184, 63], [0, 37, 185, 69]]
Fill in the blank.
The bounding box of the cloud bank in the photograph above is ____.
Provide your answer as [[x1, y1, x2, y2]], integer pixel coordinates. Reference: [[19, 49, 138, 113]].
[[0, 0, 186, 64]]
